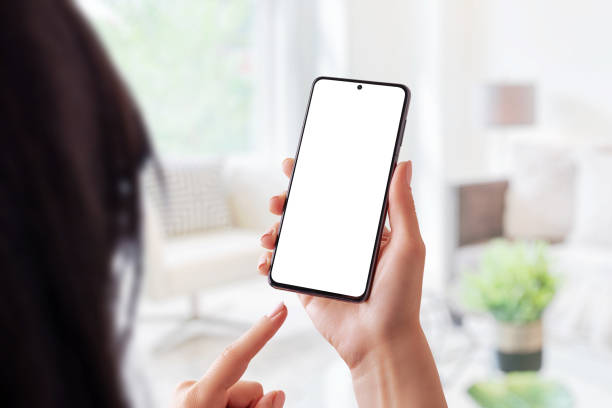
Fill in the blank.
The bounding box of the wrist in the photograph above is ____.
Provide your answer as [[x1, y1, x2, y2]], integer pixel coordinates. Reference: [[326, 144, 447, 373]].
[[349, 324, 423, 407], [349, 324, 447, 408], [350, 323, 422, 374]]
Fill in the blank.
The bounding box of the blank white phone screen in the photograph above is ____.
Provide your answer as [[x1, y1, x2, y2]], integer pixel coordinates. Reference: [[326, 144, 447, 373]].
[[270, 79, 407, 298]]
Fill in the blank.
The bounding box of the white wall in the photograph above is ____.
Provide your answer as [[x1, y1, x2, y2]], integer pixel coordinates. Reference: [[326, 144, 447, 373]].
[[485, 0, 612, 139], [442, 0, 612, 179], [439, 0, 489, 180]]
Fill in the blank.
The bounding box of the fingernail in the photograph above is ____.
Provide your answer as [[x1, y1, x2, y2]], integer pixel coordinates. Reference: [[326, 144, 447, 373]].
[[273, 391, 285, 408], [266, 302, 285, 319], [257, 253, 268, 270], [406, 160, 413, 186], [260, 227, 275, 241]]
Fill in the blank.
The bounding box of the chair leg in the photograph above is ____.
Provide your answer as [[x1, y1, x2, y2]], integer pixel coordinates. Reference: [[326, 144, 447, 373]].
[[149, 293, 251, 354], [189, 292, 200, 319]]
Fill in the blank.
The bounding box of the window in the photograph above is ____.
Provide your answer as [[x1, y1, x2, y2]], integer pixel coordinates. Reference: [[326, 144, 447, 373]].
[[79, 0, 254, 156]]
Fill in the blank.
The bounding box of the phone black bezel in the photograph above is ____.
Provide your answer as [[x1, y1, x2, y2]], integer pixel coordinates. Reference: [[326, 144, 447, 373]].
[[268, 76, 411, 303]]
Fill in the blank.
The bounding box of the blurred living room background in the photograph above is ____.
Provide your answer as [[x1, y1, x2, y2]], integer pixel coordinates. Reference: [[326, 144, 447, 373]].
[[78, 0, 612, 406]]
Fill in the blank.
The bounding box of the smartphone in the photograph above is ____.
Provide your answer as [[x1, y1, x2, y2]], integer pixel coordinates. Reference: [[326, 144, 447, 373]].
[[269, 76, 410, 302]]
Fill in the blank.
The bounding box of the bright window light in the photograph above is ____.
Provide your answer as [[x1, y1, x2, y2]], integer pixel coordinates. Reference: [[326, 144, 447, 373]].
[[78, 0, 254, 156]]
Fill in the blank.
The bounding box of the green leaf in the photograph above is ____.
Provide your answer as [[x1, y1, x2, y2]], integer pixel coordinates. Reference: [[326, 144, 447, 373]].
[[83, 0, 254, 156], [460, 240, 558, 324], [468, 372, 573, 408]]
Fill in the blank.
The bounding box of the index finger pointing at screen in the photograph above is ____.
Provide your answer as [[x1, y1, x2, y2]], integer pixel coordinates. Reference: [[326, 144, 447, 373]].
[[199, 302, 288, 391]]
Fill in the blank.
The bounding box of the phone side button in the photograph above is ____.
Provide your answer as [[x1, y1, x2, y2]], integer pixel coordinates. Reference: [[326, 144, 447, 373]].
[[399, 119, 406, 145]]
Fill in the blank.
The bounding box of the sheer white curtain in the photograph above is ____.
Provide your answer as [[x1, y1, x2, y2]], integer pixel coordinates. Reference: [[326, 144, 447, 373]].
[[251, 0, 348, 157], [252, 0, 447, 292], [342, 0, 447, 291]]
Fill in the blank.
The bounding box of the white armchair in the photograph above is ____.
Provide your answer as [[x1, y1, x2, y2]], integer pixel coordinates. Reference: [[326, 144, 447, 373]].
[[142, 155, 287, 307]]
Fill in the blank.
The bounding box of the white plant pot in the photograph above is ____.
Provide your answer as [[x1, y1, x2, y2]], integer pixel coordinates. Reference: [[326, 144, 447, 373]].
[[495, 319, 543, 372]]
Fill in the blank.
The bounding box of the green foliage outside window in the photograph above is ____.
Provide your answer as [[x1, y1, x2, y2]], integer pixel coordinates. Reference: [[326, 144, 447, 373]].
[[83, 0, 253, 155]]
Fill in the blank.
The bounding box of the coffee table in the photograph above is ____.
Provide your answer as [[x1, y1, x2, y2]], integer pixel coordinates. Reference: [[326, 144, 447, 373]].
[[432, 314, 612, 407]]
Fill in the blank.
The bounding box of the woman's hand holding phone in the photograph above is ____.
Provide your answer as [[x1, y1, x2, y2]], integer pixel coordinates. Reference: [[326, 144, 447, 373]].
[[259, 158, 447, 408]]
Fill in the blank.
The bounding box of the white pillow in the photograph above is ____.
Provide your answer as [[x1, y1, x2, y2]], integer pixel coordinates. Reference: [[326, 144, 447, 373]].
[[503, 142, 575, 241], [569, 149, 612, 247], [144, 159, 231, 236]]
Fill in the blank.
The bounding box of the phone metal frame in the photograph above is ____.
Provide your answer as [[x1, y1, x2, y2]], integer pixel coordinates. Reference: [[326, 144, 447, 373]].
[[268, 76, 411, 302]]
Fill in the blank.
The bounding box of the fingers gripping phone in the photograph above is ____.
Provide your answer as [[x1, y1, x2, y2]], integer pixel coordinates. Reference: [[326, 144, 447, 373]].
[[269, 77, 410, 302]]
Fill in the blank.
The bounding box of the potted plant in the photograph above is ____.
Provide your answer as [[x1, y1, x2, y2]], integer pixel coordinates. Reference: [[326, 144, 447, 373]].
[[462, 240, 558, 372]]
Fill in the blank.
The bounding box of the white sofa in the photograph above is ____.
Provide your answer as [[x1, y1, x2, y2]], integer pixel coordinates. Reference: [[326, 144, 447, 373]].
[[142, 156, 287, 302]]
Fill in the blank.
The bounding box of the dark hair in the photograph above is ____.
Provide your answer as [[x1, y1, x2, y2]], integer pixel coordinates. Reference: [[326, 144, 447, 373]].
[[0, 1, 150, 406]]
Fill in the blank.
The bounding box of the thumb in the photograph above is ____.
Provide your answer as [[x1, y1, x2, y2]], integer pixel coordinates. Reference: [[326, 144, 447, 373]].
[[388, 161, 423, 244]]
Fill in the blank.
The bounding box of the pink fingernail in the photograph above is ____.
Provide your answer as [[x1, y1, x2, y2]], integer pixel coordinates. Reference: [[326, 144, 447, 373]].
[[266, 302, 285, 318], [257, 254, 268, 269], [261, 227, 275, 239], [273, 391, 285, 408]]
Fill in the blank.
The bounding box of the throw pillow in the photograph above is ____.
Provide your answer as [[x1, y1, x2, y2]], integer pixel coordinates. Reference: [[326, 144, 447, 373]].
[[503, 142, 575, 241], [569, 148, 612, 247], [144, 159, 231, 236]]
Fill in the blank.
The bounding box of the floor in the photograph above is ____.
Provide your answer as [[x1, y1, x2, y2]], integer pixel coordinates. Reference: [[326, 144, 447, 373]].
[[132, 278, 612, 407]]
